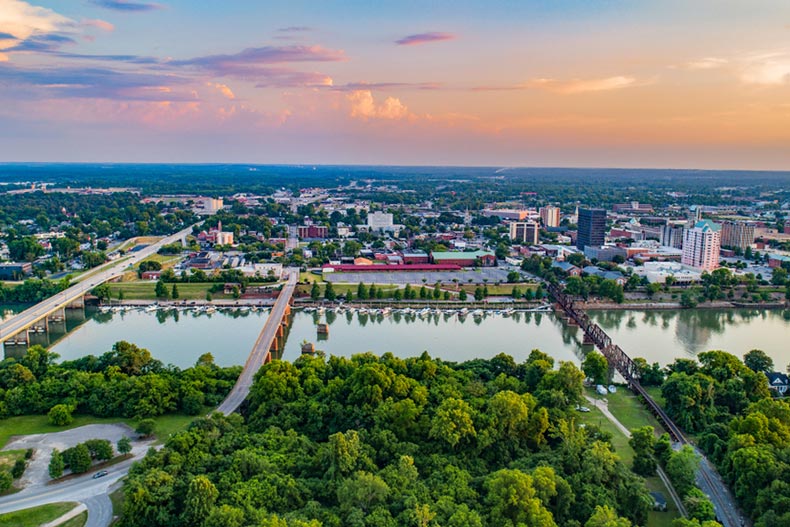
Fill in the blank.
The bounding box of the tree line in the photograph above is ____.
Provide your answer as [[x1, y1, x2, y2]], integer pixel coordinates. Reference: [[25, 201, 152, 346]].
[[0, 343, 240, 420]]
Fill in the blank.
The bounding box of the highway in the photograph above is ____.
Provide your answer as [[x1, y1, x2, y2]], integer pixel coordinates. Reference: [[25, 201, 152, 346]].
[[215, 268, 297, 415], [0, 224, 197, 344]]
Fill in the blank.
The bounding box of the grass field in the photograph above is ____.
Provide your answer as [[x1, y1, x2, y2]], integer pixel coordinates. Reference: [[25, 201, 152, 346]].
[[598, 388, 667, 434], [60, 511, 87, 527], [109, 487, 124, 525], [0, 502, 77, 527], [0, 412, 201, 449], [106, 281, 228, 301]]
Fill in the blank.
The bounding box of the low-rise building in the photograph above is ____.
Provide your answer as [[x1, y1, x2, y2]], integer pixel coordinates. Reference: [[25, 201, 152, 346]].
[[431, 250, 496, 267], [766, 372, 789, 396]]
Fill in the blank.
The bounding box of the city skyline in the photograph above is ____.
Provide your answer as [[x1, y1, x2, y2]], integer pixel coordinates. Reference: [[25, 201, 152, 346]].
[[2, 1, 790, 169]]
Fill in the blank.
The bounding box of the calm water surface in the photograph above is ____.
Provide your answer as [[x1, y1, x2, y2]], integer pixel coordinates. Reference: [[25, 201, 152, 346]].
[[3, 306, 789, 370]]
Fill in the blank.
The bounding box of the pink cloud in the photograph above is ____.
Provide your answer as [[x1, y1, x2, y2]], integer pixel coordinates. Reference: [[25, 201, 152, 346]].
[[395, 32, 455, 46], [82, 19, 115, 32]]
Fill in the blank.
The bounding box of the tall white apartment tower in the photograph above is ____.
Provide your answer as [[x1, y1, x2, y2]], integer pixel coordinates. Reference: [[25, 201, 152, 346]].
[[682, 220, 721, 271]]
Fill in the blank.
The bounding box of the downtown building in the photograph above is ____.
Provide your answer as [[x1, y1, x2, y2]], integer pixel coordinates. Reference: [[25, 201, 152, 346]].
[[682, 220, 721, 271], [576, 208, 607, 250], [660, 224, 685, 249], [509, 221, 540, 245], [539, 206, 561, 227], [720, 221, 755, 250]]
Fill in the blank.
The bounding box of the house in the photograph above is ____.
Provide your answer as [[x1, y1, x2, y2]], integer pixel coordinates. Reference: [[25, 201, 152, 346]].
[[766, 372, 789, 396], [551, 261, 582, 277], [140, 270, 162, 280], [582, 265, 627, 286]]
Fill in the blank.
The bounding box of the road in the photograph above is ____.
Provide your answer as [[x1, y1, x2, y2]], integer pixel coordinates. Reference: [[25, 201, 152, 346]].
[[0, 454, 139, 517], [215, 268, 297, 415], [0, 223, 197, 344]]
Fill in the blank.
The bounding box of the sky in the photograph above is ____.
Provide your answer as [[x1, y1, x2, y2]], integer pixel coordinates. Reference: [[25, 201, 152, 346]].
[[1, 0, 790, 169]]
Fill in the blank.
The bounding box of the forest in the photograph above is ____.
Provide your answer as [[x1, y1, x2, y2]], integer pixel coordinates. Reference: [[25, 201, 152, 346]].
[[122, 351, 655, 527], [0, 342, 240, 419], [659, 350, 790, 527]]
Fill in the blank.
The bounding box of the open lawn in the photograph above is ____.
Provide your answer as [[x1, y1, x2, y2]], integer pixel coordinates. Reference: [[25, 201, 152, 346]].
[[459, 282, 537, 295], [60, 511, 87, 527], [595, 388, 667, 435], [0, 502, 77, 527], [139, 253, 182, 268], [0, 412, 201, 449], [106, 281, 227, 301], [109, 487, 124, 526], [296, 283, 401, 298]]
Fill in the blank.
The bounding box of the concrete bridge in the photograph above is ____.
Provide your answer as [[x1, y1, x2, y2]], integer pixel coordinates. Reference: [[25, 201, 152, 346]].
[[215, 268, 298, 415], [0, 224, 197, 350]]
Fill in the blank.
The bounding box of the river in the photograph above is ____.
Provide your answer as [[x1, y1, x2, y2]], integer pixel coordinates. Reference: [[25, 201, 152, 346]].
[[3, 305, 788, 371]]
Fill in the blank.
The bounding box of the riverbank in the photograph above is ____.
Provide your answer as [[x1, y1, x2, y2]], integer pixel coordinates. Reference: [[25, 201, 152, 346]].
[[579, 300, 788, 310]]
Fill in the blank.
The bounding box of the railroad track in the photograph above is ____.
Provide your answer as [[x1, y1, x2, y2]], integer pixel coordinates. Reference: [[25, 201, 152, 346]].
[[546, 281, 748, 527]]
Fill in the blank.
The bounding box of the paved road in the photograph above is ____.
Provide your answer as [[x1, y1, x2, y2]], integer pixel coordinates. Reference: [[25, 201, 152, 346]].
[[215, 268, 297, 415], [0, 454, 139, 516], [0, 224, 197, 344], [84, 494, 113, 527]]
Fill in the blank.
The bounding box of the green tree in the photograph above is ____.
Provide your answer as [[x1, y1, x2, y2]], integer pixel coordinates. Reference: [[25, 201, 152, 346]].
[[430, 398, 476, 448], [183, 475, 219, 525], [357, 282, 369, 300], [582, 352, 609, 385], [171, 283, 179, 299], [204, 505, 245, 527], [117, 436, 132, 455], [629, 426, 656, 476], [310, 282, 320, 301], [459, 289, 468, 301], [68, 443, 92, 474], [666, 445, 699, 497], [154, 280, 169, 299], [743, 349, 774, 373], [337, 471, 390, 512], [48, 449, 64, 479], [683, 488, 717, 522], [485, 469, 557, 527], [0, 471, 11, 492], [585, 505, 632, 527], [48, 404, 74, 426], [136, 418, 156, 437], [11, 458, 26, 479], [474, 287, 484, 301], [325, 281, 336, 301]]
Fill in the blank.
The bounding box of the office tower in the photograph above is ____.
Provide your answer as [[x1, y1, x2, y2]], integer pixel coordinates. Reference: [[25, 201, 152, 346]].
[[576, 208, 606, 250]]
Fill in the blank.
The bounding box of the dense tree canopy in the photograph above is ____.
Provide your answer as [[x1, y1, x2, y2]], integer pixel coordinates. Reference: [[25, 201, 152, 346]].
[[122, 352, 653, 527]]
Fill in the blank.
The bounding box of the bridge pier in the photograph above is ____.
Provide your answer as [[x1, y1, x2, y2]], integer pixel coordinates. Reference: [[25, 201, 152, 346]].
[[67, 296, 85, 310]]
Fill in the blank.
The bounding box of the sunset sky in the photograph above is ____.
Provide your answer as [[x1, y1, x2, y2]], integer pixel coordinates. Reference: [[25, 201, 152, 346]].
[[1, 0, 790, 168]]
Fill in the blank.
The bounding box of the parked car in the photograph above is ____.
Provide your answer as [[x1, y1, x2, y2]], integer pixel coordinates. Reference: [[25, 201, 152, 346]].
[[92, 470, 109, 479]]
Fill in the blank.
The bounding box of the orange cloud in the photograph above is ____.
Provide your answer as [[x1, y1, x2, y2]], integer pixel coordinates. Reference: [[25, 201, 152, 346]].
[[207, 82, 236, 99], [347, 90, 411, 120]]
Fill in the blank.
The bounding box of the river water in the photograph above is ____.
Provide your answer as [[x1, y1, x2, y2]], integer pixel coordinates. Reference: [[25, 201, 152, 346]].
[[3, 305, 787, 371]]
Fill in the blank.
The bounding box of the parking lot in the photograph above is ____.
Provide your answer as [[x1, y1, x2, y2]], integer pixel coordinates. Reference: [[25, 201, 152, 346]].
[[323, 267, 523, 285]]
